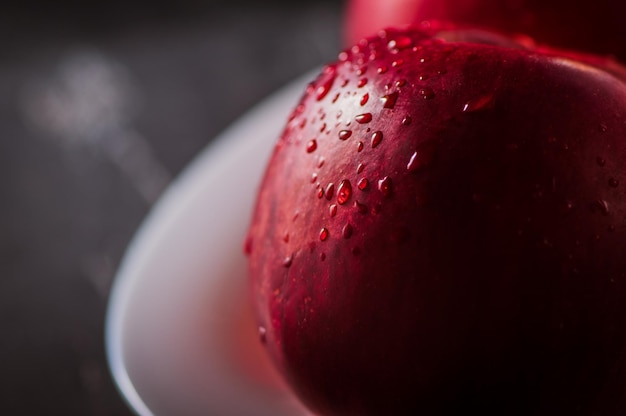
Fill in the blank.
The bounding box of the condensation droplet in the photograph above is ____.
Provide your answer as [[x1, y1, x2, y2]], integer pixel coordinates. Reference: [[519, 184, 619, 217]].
[[342, 223, 353, 239], [462, 95, 494, 113], [360, 93, 369, 106], [306, 139, 317, 153], [283, 232, 290, 243], [357, 163, 365, 173], [381, 91, 398, 109], [357, 141, 364, 152], [395, 79, 406, 87], [358, 78, 368, 88], [244, 235, 253, 255], [317, 188, 324, 199], [258, 326, 267, 344], [320, 252, 326, 261], [319, 228, 329, 241], [339, 130, 352, 140], [355, 113, 372, 124], [337, 180, 352, 205], [329, 204, 337, 217], [282, 255, 293, 268], [392, 59, 404, 67], [324, 183, 335, 200], [592, 199, 610, 215], [377, 66, 388, 74], [401, 115, 412, 126], [354, 200, 368, 214], [311, 173, 318, 183], [371, 131, 383, 148], [388, 36, 413, 50], [407, 151, 419, 171], [357, 178, 369, 190], [378, 176, 392, 196], [316, 67, 336, 101]]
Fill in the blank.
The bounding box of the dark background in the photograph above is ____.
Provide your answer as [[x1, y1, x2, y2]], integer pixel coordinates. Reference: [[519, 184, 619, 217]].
[[0, 1, 342, 414]]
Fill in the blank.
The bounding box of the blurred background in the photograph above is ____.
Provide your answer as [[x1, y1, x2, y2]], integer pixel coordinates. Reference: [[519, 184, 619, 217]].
[[0, 0, 342, 413]]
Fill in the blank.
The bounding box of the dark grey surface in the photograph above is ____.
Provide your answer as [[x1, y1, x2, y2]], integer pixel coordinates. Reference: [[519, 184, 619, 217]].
[[0, 2, 341, 414]]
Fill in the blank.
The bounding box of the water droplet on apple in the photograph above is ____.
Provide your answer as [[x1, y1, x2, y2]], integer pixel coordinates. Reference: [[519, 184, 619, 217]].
[[591, 199, 610, 215], [316, 67, 336, 101], [306, 139, 317, 153], [358, 78, 368, 88], [339, 130, 352, 140], [381, 91, 399, 109], [354, 200, 368, 214], [378, 176, 392, 196], [387, 35, 413, 51], [462, 95, 494, 112], [329, 204, 337, 217], [401, 115, 412, 126], [355, 113, 372, 124], [325, 183, 335, 200], [371, 131, 383, 148], [357, 141, 364, 152], [360, 93, 369, 106], [258, 326, 267, 344], [282, 255, 293, 268], [319, 228, 329, 241], [358, 178, 369, 190], [337, 180, 352, 205], [357, 163, 365, 173], [342, 223, 353, 239], [244, 235, 253, 255]]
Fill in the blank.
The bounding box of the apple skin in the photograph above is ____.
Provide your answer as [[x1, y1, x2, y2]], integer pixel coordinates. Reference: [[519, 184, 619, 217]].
[[246, 24, 626, 415], [345, 0, 626, 60]]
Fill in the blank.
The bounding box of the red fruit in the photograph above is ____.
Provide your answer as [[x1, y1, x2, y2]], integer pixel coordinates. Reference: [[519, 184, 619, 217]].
[[345, 0, 626, 60], [246, 24, 626, 415]]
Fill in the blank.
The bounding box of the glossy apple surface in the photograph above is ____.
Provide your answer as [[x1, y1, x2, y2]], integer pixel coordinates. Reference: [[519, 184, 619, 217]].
[[345, 0, 626, 61], [246, 23, 626, 415]]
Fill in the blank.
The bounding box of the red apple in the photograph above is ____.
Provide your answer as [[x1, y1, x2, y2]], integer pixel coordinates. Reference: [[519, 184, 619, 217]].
[[246, 23, 626, 415], [345, 0, 626, 61]]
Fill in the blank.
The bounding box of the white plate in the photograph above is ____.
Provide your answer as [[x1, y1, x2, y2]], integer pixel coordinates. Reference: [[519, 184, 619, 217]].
[[105, 70, 318, 416]]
